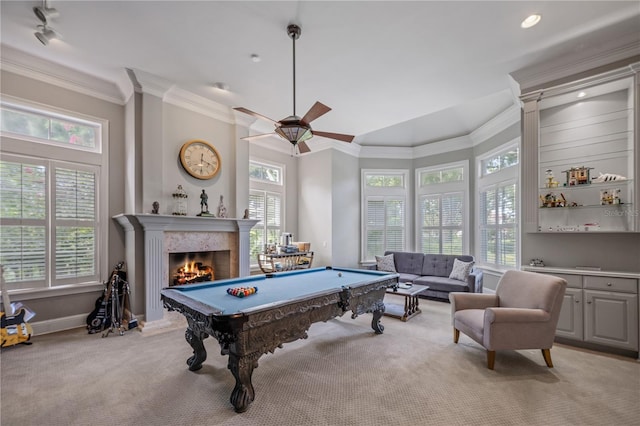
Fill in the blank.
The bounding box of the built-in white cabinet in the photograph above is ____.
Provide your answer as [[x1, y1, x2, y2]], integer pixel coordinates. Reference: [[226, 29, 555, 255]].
[[525, 267, 639, 353]]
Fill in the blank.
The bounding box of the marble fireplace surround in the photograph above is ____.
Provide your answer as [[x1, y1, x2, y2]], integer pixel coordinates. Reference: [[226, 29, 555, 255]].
[[114, 214, 258, 323]]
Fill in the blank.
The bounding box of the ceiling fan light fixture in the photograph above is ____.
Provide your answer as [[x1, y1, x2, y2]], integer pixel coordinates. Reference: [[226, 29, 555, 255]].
[[275, 122, 313, 144]]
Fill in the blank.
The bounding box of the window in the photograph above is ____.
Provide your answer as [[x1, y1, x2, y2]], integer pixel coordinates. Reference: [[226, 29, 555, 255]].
[[361, 170, 408, 262], [1, 102, 101, 152], [248, 160, 284, 266], [416, 162, 468, 254], [0, 98, 106, 290], [477, 143, 519, 268]]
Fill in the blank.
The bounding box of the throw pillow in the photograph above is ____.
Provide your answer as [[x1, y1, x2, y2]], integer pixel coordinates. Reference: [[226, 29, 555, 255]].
[[375, 254, 396, 272], [449, 258, 474, 281]]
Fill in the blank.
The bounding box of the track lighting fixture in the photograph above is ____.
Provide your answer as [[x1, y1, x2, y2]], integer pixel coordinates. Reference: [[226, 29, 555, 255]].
[[33, 1, 60, 45], [33, 1, 59, 24], [34, 25, 59, 45]]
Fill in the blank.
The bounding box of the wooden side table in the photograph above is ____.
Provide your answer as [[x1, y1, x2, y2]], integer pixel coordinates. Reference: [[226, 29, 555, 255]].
[[384, 284, 429, 321]]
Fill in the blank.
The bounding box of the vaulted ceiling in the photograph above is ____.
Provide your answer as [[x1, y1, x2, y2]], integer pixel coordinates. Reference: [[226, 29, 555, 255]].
[[1, 1, 639, 148]]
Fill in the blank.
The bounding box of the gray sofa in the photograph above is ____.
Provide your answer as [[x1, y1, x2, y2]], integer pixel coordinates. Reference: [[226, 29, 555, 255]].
[[382, 251, 483, 301]]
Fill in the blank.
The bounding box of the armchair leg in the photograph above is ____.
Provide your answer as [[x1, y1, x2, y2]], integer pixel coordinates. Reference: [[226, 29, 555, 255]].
[[541, 349, 554, 368], [487, 350, 496, 370], [453, 328, 459, 343]]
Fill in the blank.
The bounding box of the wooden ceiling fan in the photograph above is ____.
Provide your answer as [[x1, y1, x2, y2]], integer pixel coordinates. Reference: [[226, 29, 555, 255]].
[[234, 24, 354, 154]]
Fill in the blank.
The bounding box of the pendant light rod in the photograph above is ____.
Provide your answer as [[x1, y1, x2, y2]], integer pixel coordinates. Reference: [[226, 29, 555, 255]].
[[287, 24, 301, 117]]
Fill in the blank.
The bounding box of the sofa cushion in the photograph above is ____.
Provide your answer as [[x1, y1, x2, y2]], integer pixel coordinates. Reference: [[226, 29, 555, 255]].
[[422, 254, 474, 278], [385, 251, 424, 275], [449, 258, 474, 281], [414, 276, 470, 293], [397, 273, 421, 283], [375, 254, 397, 272]]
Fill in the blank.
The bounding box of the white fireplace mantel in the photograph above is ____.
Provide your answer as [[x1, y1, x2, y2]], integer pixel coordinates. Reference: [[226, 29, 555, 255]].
[[113, 214, 259, 323]]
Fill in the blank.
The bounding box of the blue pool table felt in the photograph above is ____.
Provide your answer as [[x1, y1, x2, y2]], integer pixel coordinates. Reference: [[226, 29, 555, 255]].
[[167, 267, 395, 315]]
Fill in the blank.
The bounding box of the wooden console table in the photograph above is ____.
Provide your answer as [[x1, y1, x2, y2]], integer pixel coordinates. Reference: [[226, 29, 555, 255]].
[[257, 251, 314, 273]]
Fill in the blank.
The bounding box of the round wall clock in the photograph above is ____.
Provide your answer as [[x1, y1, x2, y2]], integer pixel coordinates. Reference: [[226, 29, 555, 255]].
[[179, 139, 221, 180]]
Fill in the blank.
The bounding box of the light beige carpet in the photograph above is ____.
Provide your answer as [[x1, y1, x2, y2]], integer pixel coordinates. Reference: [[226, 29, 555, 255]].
[[1, 298, 639, 426]]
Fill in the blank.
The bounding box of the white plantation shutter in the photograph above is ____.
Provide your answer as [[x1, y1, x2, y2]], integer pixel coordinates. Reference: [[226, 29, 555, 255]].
[[385, 198, 405, 251], [0, 160, 47, 286], [417, 161, 467, 255], [54, 168, 97, 280], [419, 192, 463, 255], [0, 158, 99, 288], [477, 143, 519, 268], [365, 197, 406, 258], [249, 190, 282, 265], [362, 170, 408, 262], [479, 183, 516, 267], [498, 183, 517, 266], [366, 198, 385, 259]]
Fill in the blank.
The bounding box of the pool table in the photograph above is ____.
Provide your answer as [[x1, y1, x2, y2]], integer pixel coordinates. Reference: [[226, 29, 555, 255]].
[[160, 266, 398, 412]]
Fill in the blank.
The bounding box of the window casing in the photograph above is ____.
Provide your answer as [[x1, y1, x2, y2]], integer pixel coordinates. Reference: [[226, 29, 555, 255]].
[[361, 170, 409, 262], [0, 97, 107, 290], [476, 142, 520, 269], [415, 161, 469, 254], [248, 160, 284, 267]]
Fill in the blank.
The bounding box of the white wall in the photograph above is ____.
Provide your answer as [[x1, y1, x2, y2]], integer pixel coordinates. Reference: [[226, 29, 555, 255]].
[[331, 151, 360, 268], [298, 150, 333, 266]]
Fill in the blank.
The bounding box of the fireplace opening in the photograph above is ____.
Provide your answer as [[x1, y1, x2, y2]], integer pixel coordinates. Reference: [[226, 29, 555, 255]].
[[168, 251, 231, 286]]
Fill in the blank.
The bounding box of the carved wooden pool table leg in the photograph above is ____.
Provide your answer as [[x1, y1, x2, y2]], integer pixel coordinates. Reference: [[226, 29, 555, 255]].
[[371, 301, 385, 334], [185, 327, 208, 371], [228, 352, 259, 413]]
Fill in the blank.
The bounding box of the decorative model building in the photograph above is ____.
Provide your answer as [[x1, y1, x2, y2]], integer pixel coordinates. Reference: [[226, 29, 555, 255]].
[[562, 166, 593, 186]]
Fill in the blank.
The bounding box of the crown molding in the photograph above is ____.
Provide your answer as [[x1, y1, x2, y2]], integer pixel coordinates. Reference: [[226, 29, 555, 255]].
[[358, 145, 415, 159], [305, 138, 362, 158], [163, 86, 234, 124], [511, 36, 640, 93], [469, 103, 520, 146], [0, 44, 125, 105], [128, 68, 174, 99], [413, 135, 474, 158]]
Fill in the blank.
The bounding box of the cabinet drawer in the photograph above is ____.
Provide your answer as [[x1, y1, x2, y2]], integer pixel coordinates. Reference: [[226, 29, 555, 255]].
[[540, 272, 582, 288], [584, 276, 638, 294]]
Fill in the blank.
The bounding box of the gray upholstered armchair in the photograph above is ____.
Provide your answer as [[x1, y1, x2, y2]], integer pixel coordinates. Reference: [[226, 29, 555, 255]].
[[449, 270, 567, 370]]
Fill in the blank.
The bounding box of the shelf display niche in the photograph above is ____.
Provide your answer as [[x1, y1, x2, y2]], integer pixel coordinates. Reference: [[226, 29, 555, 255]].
[[537, 76, 635, 232]]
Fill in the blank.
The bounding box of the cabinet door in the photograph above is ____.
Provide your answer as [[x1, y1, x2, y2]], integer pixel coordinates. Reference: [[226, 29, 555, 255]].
[[584, 290, 639, 351], [556, 288, 583, 340]]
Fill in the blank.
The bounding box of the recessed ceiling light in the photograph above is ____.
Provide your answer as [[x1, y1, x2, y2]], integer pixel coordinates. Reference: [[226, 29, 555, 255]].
[[213, 82, 230, 91], [577, 91, 587, 98], [250, 54, 261, 63], [521, 14, 541, 29]]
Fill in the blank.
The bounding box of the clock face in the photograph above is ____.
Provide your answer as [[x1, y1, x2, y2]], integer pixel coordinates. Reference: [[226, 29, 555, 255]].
[[179, 140, 221, 180]]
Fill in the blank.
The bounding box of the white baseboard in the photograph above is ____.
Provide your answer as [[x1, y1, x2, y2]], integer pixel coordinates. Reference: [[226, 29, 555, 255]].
[[31, 313, 147, 335], [31, 314, 87, 335]]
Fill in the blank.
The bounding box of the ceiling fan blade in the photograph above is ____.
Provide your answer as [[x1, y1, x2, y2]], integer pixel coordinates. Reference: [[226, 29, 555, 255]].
[[241, 133, 276, 141], [233, 107, 279, 126], [301, 102, 331, 125], [297, 141, 311, 153], [313, 131, 355, 143]]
